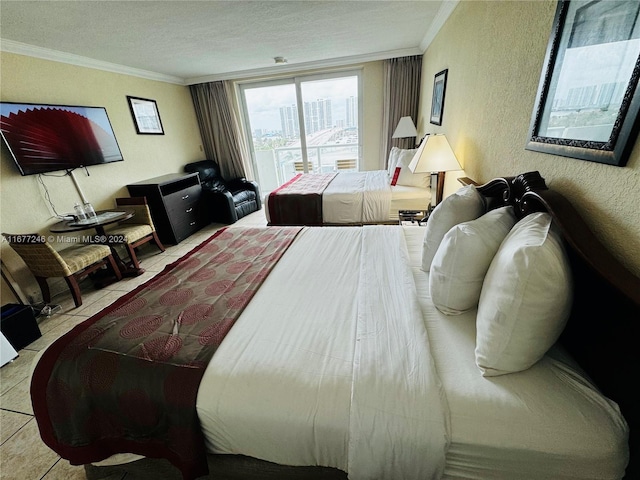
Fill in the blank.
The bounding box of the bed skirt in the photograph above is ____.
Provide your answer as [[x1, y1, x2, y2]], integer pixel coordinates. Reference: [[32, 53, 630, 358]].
[[85, 454, 348, 480]]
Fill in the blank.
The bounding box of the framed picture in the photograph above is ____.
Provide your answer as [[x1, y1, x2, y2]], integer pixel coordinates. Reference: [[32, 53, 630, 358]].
[[127, 96, 164, 135], [430, 69, 448, 126], [526, 0, 640, 167]]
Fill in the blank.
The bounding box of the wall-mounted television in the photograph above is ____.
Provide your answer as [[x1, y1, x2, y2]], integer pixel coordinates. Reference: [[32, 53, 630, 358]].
[[0, 102, 124, 176]]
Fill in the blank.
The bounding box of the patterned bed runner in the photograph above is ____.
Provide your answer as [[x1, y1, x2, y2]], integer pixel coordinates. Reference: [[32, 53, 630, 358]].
[[31, 226, 302, 480], [268, 173, 338, 225]]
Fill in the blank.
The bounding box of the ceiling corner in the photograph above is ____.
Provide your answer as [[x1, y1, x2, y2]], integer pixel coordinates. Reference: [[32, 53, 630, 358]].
[[419, 0, 460, 52]]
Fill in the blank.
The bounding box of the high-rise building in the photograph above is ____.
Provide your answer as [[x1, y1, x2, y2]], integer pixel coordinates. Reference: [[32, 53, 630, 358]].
[[281, 98, 334, 137], [318, 98, 332, 130], [279, 104, 299, 138], [346, 96, 357, 128]]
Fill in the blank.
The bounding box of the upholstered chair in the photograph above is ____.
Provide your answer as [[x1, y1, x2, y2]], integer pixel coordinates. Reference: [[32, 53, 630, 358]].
[[2, 233, 121, 308], [184, 160, 261, 224], [107, 197, 165, 270]]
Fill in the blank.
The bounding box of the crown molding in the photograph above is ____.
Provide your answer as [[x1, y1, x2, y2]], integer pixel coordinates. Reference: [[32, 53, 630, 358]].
[[420, 0, 459, 51], [0, 39, 186, 85], [185, 47, 422, 85], [1, 38, 432, 87]]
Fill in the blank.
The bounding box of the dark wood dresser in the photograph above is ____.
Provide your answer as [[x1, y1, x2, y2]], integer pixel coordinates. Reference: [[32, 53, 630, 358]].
[[126, 173, 204, 244]]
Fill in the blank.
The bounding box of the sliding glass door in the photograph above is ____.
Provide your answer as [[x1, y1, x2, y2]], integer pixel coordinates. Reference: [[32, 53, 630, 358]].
[[240, 71, 361, 193]]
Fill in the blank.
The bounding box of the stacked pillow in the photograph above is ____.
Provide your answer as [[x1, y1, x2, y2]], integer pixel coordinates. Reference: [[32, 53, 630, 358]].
[[387, 147, 430, 188], [475, 213, 573, 376], [421, 187, 574, 376], [421, 184, 486, 271], [429, 206, 517, 315]]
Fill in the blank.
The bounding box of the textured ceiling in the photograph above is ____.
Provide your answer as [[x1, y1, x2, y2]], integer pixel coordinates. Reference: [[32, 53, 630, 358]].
[[0, 1, 451, 84]]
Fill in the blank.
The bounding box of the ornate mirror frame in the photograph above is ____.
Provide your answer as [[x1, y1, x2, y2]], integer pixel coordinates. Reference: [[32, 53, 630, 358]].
[[525, 0, 640, 167]]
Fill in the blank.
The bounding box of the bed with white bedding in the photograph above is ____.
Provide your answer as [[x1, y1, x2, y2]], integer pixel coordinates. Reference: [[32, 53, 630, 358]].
[[265, 147, 431, 226], [264, 170, 431, 225], [31, 172, 638, 480]]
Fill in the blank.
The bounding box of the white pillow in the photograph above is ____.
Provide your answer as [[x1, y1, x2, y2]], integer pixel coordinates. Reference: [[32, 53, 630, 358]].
[[393, 148, 430, 188], [429, 206, 517, 315], [421, 185, 485, 271], [386, 147, 400, 177], [475, 212, 573, 377]]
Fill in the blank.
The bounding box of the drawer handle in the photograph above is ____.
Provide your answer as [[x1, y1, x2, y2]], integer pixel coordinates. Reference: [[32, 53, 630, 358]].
[[185, 207, 193, 213], [190, 221, 196, 226], [182, 194, 189, 200]]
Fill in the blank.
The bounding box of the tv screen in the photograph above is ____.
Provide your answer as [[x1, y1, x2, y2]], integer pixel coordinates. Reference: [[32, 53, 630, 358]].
[[0, 102, 124, 176]]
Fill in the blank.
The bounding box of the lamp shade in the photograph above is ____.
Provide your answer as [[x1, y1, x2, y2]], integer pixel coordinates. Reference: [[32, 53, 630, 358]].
[[391, 116, 418, 139], [408, 134, 461, 173]]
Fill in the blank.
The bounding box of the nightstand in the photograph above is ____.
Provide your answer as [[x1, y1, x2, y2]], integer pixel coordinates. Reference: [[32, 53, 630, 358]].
[[398, 209, 429, 226]]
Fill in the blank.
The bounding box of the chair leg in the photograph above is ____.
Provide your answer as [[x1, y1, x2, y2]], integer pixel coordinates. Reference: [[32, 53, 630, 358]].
[[152, 232, 166, 252], [35, 277, 51, 304], [106, 254, 122, 280], [64, 275, 83, 308], [124, 244, 141, 270]]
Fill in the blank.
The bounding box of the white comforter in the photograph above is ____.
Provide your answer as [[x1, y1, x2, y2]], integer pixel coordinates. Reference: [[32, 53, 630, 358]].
[[322, 170, 392, 224], [196, 226, 450, 479]]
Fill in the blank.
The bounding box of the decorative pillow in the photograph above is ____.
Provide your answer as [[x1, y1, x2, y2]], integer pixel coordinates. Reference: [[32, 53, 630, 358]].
[[429, 206, 517, 315], [394, 148, 430, 188], [390, 166, 401, 186], [421, 185, 485, 271], [475, 212, 573, 377]]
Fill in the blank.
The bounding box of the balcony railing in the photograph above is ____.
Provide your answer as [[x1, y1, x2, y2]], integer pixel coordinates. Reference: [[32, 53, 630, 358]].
[[254, 143, 359, 193]]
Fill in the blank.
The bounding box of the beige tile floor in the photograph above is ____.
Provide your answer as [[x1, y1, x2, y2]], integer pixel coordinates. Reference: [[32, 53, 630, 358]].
[[0, 209, 267, 480]]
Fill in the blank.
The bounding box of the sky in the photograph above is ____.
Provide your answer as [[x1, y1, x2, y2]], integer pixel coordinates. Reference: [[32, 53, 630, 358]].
[[244, 75, 358, 131]]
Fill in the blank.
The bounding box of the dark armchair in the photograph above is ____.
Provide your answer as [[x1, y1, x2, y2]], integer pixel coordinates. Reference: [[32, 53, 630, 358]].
[[184, 160, 261, 224]]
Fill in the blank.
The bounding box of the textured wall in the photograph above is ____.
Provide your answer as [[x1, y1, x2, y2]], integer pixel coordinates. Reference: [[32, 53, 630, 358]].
[[1, 52, 204, 301], [419, 0, 640, 277]]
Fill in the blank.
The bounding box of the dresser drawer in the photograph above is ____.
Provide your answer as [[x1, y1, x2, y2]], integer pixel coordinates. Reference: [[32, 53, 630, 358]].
[[164, 185, 201, 213], [172, 211, 201, 243]]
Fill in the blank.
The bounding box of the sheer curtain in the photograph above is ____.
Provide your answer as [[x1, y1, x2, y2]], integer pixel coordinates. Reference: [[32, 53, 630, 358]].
[[380, 55, 423, 169], [189, 81, 254, 180]]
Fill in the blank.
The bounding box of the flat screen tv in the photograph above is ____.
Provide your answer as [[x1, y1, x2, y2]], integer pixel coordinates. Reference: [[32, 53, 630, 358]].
[[0, 102, 124, 176]]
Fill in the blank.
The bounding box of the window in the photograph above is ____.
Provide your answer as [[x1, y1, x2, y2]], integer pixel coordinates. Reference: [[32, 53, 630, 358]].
[[239, 71, 362, 193]]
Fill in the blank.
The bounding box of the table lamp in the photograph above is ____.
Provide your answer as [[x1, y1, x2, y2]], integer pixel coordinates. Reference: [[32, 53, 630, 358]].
[[391, 116, 418, 147], [408, 133, 461, 208]]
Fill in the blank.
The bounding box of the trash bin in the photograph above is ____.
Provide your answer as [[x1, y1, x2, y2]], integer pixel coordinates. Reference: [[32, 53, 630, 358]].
[[1, 304, 41, 351]]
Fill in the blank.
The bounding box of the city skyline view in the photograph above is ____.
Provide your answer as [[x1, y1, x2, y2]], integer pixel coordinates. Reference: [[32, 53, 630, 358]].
[[240, 73, 360, 190], [243, 76, 358, 134]]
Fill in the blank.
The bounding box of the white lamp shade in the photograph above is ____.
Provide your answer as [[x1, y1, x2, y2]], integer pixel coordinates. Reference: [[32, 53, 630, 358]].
[[408, 134, 461, 173], [391, 116, 418, 139]]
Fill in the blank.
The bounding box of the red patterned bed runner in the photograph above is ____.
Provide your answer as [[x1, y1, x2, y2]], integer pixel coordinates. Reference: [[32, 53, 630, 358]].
[[268, 172, 337, 225], [31, 227, 302, 480]]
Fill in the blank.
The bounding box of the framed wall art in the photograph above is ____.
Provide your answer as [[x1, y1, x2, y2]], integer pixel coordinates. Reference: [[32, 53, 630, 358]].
[[526, 0, 640, 167], [430, 69, 448, 126], [127, 96, 164, 135]]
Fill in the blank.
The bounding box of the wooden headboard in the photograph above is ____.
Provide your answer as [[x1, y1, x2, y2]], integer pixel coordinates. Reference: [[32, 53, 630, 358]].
[[470, 171, 640, 479]]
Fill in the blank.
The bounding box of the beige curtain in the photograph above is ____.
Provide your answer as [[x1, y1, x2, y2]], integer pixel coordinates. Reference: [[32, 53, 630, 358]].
[[380, 55, 423, 169], [189, 81, 251, 180]]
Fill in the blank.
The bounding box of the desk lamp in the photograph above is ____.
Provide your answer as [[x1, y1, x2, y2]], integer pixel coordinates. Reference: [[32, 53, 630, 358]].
[[391, 116, 418, 147], [408, 134, 461, 215]]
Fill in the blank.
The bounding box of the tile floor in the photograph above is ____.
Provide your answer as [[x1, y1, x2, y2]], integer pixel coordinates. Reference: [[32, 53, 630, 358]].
[[0, 209, 267, 480]]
